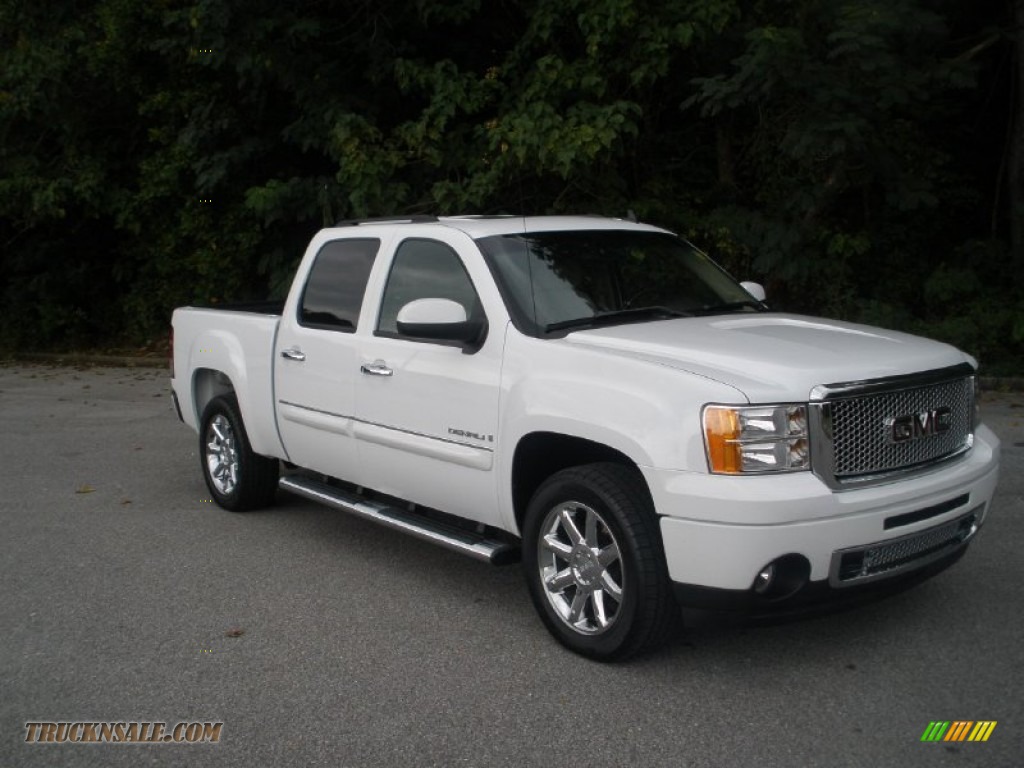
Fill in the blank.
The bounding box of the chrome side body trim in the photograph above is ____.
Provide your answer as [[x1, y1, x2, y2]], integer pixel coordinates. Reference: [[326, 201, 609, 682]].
[[277, 400, 494, 453]]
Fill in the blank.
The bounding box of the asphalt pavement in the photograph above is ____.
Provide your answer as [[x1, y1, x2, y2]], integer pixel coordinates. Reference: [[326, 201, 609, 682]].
[[1, 363, 1022, 767]]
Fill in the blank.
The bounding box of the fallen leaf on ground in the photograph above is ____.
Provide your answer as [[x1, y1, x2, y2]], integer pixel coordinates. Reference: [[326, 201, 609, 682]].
[[225, 627, 245, 638], [75, 484, 95, 494]]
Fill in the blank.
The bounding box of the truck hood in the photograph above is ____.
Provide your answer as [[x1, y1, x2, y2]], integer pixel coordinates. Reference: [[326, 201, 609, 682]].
[[560, 313, 972, 402]]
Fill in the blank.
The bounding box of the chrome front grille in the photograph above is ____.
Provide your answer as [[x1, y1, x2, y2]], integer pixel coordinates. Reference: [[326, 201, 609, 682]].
[[831, 378, 973, 476], [809, 364, 975, 489]]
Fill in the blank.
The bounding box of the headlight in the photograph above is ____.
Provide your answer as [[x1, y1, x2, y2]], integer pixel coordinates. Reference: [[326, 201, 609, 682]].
[[703, 404, 810, 474]]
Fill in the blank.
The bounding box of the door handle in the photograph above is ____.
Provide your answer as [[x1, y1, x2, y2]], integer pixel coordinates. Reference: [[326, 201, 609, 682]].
[[281, 347, 306, 362], [360, 361, 393, 377]]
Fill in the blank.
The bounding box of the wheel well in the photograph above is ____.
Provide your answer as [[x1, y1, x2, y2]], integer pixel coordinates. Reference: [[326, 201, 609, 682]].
[[193, 368, 235, 422], [511, 432, 644, 530]]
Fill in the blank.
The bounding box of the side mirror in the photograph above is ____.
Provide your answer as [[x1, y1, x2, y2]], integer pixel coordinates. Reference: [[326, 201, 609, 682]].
[[396, 298, 486, 350], [740, 281, 766, 303]]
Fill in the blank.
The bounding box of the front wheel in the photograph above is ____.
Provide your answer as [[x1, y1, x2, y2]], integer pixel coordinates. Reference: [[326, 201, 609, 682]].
[[200, 395, 279, 511], [522, 463, 679, 661]]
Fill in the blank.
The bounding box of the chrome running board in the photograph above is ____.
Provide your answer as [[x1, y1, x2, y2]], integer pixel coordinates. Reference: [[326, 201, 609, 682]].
[[279, 475, 518, 565]]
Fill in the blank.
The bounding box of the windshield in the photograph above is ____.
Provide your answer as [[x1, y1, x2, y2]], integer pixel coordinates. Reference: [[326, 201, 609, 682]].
[[476, 230, 760, 336]]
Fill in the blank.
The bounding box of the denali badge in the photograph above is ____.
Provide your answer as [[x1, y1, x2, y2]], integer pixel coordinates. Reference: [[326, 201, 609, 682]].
[[448, 427, 494, 443], [887, 407, 952, 443]]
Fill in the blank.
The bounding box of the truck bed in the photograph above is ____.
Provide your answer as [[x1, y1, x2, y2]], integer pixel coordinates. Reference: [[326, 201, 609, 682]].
[[171, 305, 284, 459], [192, 300, 285, 315]]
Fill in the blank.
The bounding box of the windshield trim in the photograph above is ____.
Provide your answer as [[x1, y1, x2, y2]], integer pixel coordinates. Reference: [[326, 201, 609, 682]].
[[544, 306, 693, 334]]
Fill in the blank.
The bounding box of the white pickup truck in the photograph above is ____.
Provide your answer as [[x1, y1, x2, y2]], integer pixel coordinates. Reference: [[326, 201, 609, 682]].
[[171, 215, 1000, 660]]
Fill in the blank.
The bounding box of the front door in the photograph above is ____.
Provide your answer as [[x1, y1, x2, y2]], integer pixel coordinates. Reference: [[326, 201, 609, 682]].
[[354, 234, 504, 527]]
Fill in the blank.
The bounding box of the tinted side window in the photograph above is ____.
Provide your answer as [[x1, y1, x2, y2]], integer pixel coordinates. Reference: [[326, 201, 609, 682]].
[[299, 239, 380, 331], [377, 239, 480, 335]]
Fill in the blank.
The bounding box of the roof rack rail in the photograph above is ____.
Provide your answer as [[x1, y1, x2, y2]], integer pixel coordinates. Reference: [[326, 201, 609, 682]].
[[334, 214, 438, 227]]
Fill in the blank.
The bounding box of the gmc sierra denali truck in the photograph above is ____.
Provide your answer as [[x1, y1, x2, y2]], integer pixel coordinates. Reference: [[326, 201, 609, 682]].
[[171, 215, 1000, 660]]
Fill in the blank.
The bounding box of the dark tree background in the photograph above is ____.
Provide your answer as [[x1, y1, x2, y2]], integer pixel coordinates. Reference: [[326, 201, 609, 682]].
[[1, 0, 1021, 372]]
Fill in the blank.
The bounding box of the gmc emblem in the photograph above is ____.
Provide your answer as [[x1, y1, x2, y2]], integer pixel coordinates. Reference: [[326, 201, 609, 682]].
[[887, 407, 952, 443]]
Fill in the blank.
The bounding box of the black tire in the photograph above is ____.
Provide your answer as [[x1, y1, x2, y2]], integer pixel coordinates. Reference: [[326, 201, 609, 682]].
[[199, 395, 279, 512], [522, 462, 680, 661]]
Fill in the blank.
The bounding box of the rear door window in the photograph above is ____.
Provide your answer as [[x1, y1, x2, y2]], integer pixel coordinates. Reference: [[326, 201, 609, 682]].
[[298, 238, 380, 331]]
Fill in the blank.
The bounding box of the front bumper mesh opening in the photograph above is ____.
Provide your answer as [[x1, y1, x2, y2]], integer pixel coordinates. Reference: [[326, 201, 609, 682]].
[[831, 510, 979, 587]]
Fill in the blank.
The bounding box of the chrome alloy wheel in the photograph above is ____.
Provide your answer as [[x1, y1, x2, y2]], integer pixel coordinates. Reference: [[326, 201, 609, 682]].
[[205, 414, 239, 496], [537, 501, 624, 635]]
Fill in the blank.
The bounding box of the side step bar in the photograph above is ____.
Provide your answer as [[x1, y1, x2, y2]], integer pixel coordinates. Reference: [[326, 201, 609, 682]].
[[279, 475, 519, 565]]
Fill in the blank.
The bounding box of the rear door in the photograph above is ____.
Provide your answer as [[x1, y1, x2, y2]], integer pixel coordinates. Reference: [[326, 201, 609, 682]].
[[273, 235, 381, 481]]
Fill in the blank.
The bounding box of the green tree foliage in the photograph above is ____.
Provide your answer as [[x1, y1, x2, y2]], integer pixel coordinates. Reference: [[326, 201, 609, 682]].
[[686, 3, 996, 311], [0, 0, 1020, 371]]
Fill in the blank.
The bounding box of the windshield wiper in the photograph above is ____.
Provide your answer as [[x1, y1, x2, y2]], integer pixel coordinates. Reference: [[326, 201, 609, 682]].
[[694, 299, 766, 316], [545, 306, 691, 333]]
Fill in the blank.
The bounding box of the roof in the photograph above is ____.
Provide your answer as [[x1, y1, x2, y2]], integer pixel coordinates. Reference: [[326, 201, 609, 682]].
[[325, 214, 671, 240]]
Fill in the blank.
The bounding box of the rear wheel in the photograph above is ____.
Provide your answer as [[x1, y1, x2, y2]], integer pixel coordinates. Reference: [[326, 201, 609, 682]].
[[522, 463, 679, 661], [200, 395, 278, 511]]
